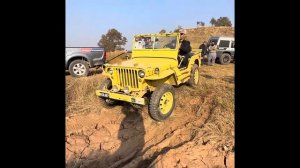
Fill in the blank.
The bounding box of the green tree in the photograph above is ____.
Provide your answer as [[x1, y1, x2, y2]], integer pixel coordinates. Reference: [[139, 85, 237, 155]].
[[98, 28, 127, 52], [197, 21, 205, 27], [210, 17, 217, 26], [159, 29, 166, 33], [174, 26, 182, 33], [215, 17, 232, 27]]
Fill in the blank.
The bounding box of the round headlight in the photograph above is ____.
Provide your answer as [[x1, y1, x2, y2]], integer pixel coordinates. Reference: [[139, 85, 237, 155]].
[[138, 70, 145, 78], [108, 68, 113, 74]]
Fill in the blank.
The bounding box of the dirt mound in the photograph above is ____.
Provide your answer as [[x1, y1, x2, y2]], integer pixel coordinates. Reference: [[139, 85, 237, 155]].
[[66, 64, 234, 167], [186, 26, 234, 48], [106, 51, 130, 64]]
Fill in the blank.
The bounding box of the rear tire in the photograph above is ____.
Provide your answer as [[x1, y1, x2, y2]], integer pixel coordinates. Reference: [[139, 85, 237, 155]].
[[69, 60, 89, 77], [149, 84, 175, 121], [219, 53, 231, 65]]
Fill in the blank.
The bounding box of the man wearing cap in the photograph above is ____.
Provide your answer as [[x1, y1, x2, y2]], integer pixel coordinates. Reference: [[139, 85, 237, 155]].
[[178, 29, 191, 68]]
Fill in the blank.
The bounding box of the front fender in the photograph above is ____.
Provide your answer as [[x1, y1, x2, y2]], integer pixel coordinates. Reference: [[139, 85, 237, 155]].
[[66, 53, 90, 68]]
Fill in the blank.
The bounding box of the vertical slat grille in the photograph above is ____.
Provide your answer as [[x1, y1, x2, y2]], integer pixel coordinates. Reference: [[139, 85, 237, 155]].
[[115, 68, 139, 89], [119, 68, 121, 85], [128, 69, 131, 87], [135, 70, 139, 88], [125, 69, 128, 86], [132, 69, 136, 88], [129, 69, 133, 88], [122, 69, 127, 86]]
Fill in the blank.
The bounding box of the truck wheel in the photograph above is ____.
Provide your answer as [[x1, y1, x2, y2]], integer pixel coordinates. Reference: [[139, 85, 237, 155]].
[[149, 84, 175, 121], [188, 64, 200, 88], [99, 79, 117, 106], [219, 53, 231, 65], [69, 60, 89, 77]]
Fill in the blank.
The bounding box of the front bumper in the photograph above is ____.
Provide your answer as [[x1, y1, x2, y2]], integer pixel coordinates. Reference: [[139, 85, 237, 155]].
[[96, 90, 145, 105]]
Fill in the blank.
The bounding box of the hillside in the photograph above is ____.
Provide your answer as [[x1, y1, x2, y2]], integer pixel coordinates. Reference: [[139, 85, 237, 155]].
[[186, 26, 234, 48]]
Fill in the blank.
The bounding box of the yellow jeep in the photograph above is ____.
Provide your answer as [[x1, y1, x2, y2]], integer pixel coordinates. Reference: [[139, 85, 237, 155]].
[[96, 33, 201, 121]]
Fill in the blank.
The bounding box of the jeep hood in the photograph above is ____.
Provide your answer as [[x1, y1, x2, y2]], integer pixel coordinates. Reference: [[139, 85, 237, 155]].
[[108, 58, 177, 70]]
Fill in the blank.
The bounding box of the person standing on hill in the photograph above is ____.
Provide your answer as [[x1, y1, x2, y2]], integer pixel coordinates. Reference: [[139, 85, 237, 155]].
[[208, 42, 218, 66]]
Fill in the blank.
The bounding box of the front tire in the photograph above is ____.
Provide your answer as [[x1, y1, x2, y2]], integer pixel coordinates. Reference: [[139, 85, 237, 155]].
[[99, 79, 117, 106], [219, 53, 231, 65], [149, 84, 175, 121], [69, 60, 89, 77], [188, 64, 200, 87]]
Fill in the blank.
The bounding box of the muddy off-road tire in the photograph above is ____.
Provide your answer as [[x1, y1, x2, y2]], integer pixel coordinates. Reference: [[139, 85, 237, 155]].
[[219, 53, 231, 65], [69, 60, 90, 77], [188, 64, 200, 87], [99, 78, 117, 106], [149, 84, 175, 121]]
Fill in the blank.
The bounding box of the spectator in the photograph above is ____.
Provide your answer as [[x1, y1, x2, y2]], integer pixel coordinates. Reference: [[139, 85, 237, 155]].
[[199, 41, 208, 58], [208, 42, 218, 66], [134, 37, 144, 49], [154, 38, 160, 49]]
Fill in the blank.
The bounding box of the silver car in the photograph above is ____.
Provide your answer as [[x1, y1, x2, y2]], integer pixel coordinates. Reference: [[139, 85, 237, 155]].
[[65, 47, 106, 77]]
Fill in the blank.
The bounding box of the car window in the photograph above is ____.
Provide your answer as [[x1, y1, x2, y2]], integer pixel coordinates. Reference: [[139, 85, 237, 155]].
[[219, 40, 230, 48], [209, 38, 218, 45], [231, 41, 235, 48]]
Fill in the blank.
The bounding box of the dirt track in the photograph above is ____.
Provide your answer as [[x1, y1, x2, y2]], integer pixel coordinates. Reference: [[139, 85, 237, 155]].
[[66, 63, 234, 168]]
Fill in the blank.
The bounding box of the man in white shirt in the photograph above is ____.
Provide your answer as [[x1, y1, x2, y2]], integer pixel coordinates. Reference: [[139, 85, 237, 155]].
[[134, 37, 145, 49]]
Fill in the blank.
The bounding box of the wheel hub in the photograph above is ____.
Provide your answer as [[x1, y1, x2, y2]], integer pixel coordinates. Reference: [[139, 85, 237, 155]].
[[224, 56, 229, 62], [73, 63, 86, 75], [159, 92, 173, 114]]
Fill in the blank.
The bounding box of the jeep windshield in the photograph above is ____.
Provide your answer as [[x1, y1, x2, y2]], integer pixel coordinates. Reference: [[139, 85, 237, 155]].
[[133, 35, 177, 49]]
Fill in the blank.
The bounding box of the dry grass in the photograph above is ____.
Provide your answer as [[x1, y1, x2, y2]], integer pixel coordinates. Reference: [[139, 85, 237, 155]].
[[66, 75, 105, 116], [106, 50, 129, 64], [194, 64, 234, 151], [65, 51, 128, 116]]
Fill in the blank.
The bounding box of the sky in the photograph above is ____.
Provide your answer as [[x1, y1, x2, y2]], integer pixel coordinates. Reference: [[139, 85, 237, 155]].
[[66, 0, 234, 50]]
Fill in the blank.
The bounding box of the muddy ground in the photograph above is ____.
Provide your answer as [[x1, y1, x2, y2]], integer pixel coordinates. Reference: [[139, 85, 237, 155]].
[[66, 62, 234, 168]]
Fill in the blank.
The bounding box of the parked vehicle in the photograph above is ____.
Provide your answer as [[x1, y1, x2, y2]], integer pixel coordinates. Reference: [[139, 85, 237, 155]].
[[208, 36, 234, 64], [65, 47, 106, 77]]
